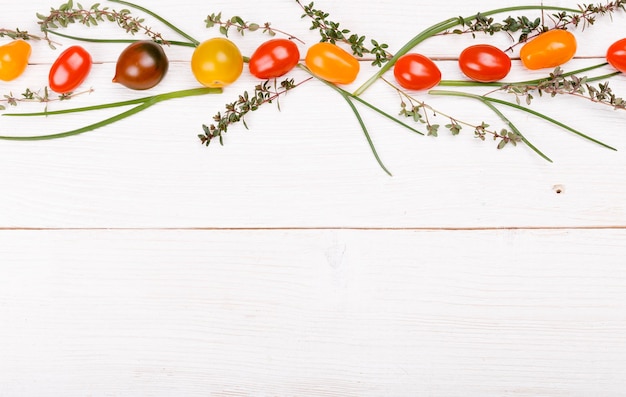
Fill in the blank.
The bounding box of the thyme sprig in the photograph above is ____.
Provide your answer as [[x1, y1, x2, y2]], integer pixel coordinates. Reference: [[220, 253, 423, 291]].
[[384, 78, 528, 153], [205, 13, 305, 44], [0, 87, 91, 111], [501, 66, 625, 109], [296, 1, 391, 66], [445, 0, 626, 45], [37, 0, 197, 48], [0, 28, 42, 41], [199, 78, 307, 146]]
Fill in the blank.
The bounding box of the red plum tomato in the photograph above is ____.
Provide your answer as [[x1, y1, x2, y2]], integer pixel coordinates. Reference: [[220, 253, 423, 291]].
[[305, 42, 360, 84], [393, 53, 441, 90], [249, 39, 300, 79], [0, 39, 32, 81], [113, 41, 169, 90], [458, 44, 511, 82], [607, 38, 626, 73], [49, 45, 92, 93], [520, 29, 577, 70], [191, 38, 243, 88]]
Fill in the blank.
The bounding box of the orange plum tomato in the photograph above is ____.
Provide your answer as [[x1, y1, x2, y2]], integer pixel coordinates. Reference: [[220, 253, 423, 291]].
[[191, 38, 243, 88], [49, 46, 92, 93], [606, 38, 626, 73], [113, 41, 169, 90], [305, 42, 360, 84], [458, 44, 511, 83], [0, 39, 32, 81], [520, 29, 577, 70], [393, 53, 441, 90], [249, 39, 300, 79]]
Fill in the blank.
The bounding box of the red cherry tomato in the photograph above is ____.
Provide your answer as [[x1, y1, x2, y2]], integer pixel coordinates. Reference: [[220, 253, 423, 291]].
[[305, 42, 360, 84], [249, 39, 300, 79], [393, 53, 441, 90], [607, 38, 626, 73], [458, 44, 511, 83], [49, 45, 92, 93], [520, 29, 577, 70]]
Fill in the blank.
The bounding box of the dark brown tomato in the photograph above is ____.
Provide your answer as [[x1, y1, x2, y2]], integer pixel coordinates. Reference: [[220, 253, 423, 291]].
[[113, 41, 169, 90]]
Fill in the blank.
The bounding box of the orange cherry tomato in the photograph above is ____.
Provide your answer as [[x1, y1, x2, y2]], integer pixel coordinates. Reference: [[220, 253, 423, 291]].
[[0, 40, 31, 81], [520, 29, 577, 70], [49, 46, 92, 93], [458, 44, 511, 83], [249, 39, 300, 79], [393, 53, 441, 90], [305, 42, 360, 84], [606, 38, 626, 73]]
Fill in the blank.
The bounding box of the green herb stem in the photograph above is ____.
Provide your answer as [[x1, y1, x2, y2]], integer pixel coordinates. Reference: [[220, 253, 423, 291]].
[[480, 99, 552, 162], [43, 28, 197, 47], [299, 64, 430, 175], [438, 62, 612, 88], [0, 87, 221, 140], [352, 5, 581, 96], [429, 89, 617, 151], [108, 0, 200, 46]]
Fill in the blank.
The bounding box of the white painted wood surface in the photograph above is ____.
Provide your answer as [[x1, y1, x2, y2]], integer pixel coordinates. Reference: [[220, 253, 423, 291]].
[[1, 1, 625, 395]]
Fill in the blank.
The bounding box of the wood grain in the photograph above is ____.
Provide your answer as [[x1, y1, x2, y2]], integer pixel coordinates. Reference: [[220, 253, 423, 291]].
[[1, 229, 626, 396], [2, 1, 626, 395]]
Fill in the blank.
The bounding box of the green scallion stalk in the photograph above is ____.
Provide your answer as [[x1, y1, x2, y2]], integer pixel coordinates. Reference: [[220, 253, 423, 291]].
[[0, 87, 221, 141]]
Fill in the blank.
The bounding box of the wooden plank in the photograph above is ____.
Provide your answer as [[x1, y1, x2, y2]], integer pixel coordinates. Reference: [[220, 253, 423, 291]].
[[1, 229, 625, 396]]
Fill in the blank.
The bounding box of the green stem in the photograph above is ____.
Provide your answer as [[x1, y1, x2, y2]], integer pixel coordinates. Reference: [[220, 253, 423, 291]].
[[439, 62, 612, 87], [347, 93, 423, 136], [0, 87, 221, 140], [108, 0, 200, 46], [429, 89, 617, 151], [342, 94, 393, 176], [353, 5, 582, 96], [480, 100, 552, 162], [43, 28, 197, 47]]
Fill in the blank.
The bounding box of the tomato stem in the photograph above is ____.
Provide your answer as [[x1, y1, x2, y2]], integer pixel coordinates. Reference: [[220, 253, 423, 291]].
[[352, 5, 582, 96]]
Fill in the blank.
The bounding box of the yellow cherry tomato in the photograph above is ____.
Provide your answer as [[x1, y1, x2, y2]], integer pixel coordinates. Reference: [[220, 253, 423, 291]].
[[520, 29, 577, 70], [191, 38, 243, 88], [0, 40, 32, 81], [305, 42, 360, 84]]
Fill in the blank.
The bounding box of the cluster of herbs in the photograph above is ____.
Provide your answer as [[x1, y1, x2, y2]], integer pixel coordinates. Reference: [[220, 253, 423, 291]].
[[2, 0, 626, 174], [0, 28, 40, 41], [0, 87, 86, 111], [199, 78, 303, 146], [36, 0, 179, 48], [204, 12, 304, 44], [503, 66, 626, 109], [296, 0, 391, 66]]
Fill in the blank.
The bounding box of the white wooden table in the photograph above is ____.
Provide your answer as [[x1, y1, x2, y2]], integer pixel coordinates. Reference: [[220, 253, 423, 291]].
[[2, 1, 626, 395]]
